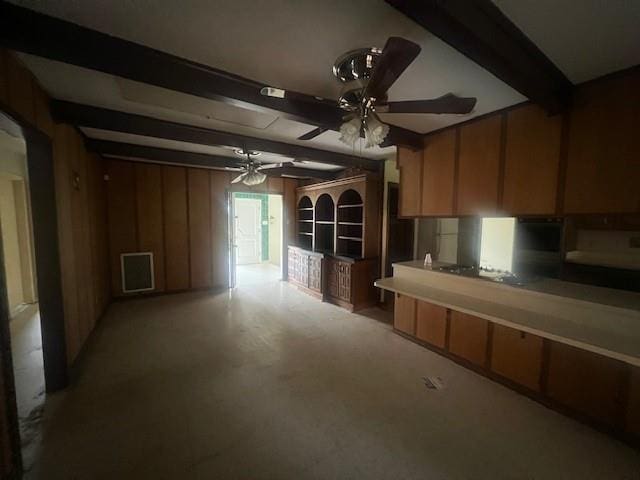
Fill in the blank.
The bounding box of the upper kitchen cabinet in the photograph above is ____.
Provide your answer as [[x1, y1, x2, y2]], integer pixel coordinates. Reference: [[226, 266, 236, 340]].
[[421, 129, 456, 216], [563, 72, 640, 214], [503, 104, 562, 215], [397, 146, 423, 217], [457, 116, 502, 216]]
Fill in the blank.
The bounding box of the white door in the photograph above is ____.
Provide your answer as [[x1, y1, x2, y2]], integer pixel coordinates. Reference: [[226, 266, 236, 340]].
[[234, 198, 262, 265]]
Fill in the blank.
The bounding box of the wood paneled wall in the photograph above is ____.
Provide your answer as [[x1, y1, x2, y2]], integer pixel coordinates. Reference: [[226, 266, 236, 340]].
[[106, 159, 298, 297], [1, 49, 110, 365]]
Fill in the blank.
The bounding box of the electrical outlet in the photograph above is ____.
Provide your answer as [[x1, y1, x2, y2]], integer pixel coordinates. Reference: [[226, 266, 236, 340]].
[[630, 236, 640, 248]]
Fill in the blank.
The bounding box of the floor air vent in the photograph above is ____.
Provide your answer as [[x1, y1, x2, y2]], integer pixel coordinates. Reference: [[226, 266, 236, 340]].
[[120, 252, 155, 293]]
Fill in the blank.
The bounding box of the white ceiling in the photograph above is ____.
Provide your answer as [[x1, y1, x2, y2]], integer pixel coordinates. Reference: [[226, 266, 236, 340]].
[[10, 0, 640, 164]]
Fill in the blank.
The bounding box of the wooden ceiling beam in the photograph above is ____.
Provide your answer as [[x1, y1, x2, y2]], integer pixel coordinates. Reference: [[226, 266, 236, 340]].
[[53, 101, 380, 171], [0, 1, 423, 149], [262, 165, 338, 180], [385, 0, 573, 113]]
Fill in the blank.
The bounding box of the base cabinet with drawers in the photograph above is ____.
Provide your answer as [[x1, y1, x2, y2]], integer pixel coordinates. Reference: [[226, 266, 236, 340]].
[[287, 247, 323, 298], [392, 293, 640, 444]]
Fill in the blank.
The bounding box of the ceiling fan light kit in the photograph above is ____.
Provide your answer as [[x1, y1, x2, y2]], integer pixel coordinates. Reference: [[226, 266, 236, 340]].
[[231, 149, 268, 186], [260, 37, 478, 147]]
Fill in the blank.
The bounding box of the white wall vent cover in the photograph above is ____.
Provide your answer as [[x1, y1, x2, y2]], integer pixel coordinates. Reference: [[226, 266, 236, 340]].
[[121, 252, 155, 293]]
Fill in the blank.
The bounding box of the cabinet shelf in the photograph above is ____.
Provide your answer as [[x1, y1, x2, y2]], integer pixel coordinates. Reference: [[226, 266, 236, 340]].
[[298, 219, 313, 223], [299, 232, 313, 236], [337, 204, 363, 209], [298, 207, 314, 211], [316, 220, 335, 225], [338, 236, 363, 241], [338, 222, 363, 226]]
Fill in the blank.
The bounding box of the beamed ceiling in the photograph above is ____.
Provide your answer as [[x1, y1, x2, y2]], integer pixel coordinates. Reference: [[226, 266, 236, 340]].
[[2, 0, 639, 175]]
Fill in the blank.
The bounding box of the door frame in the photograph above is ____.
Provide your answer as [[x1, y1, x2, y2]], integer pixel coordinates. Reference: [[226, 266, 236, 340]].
[[0, 108, 69, 475], [227, 190, 285, 287]]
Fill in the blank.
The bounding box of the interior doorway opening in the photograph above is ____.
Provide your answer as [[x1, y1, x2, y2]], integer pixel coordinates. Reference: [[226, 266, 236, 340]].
[[0, 126, 44, 470], [230, 192, 283, 287]]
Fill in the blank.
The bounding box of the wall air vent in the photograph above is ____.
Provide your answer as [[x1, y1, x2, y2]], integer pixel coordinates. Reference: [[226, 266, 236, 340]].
[[120, 252, 155, 293]]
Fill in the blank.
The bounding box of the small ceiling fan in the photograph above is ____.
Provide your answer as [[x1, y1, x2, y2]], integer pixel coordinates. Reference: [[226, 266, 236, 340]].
[[261, 37, 477, 148], [231, 150, 268, 186]]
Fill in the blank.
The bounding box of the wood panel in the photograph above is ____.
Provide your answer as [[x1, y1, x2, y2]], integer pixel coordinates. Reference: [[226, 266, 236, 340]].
[[627, 367, 640, 436], [564, 72, 640, 214], [52, 124, 80, 363], [490, 323, 543, 391], [135, 163, 165, 292], [33, 83, 54, 138], [394, 293, 416, 335], [503, 104, 562, 215], [546, 342, 627, 427], [162, 166, 190, 291], [415, 300, 447, 348], [106, 160, 137, 296], [456, 116, 502, 215], [5, 51, 35, 123], [448, 310, 489, 366], [87, 153, 110, 317], [397, 146, 422, 217], [421, 129, 456, 216], [210, 170, 230, 288], [188, 168, 212, 288]]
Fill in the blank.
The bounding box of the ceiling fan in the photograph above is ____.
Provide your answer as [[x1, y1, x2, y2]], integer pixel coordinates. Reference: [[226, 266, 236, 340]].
[[261, 37, 477, 148], [231, 150, 269, 186]]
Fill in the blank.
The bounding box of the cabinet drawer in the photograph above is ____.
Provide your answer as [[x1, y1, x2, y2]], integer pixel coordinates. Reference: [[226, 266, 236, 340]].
[[490, 324, 543, 391], [415, 300, 447, 349], [448, 311, 489, 367], [546, 342, 627, 427], [394, 293, 416, 335]]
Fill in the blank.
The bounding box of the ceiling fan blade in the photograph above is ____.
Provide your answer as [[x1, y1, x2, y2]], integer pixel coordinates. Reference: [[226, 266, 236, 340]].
[[383, 94, 477, 114], [298, 126, 329, 140], [231, 171, 248, 184], [260, 86, 338, 107], [365, 37, 421, 100], [257, 162, 285, 171]]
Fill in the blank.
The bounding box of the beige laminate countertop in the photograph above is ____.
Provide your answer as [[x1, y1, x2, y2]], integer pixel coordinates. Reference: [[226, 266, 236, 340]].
[[375, 261, 640, 366]]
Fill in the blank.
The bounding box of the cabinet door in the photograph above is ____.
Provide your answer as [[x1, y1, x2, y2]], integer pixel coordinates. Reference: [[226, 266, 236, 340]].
[[287, 249, 296, 282], [326, 258, 339, 298], [421, 129, 456, 216], [627, 367, 640, 436], [394, 293, 416, 335], [546, 342, 627, 427], [298, 253, 309, 286], [448, 311, 489, 367], [503, 104, 562, 215], [490, 324, 543, 391], [564, 73, 640, 214], [415, 300, 447, 348], [457, 116, 502, 215], [338, 262, 352, 302], [397, 146, 423, 217], [308, 256, 322, 292]]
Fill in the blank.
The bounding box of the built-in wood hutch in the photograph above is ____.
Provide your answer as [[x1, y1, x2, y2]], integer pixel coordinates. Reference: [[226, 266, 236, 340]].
[[288, 174, 381, 311]]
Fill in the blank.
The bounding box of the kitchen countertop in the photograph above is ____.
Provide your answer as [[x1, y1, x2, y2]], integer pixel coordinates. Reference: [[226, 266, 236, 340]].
[[375, 261, 640, 366]]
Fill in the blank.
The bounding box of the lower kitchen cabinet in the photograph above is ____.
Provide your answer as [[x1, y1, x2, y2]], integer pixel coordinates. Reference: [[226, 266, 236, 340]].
[[627, 367, 640, 436], [415, 300, 447, 349], [546, 342, 627, 428], [490, 324, 543, 391], [448, 311, 489, 367], [394, 293, 416, 335]]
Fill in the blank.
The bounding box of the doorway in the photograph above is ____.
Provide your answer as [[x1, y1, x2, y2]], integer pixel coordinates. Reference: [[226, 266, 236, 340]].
[[230, 192, 283, 287]]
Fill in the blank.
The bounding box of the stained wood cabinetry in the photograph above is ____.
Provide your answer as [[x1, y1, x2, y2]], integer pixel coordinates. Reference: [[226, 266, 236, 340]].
[[397, 146, 423, 217], [546, 342, 627, 427], [288, 175, 380, 311], [393, 293, 416, 335], [396, 70, 640, 218], [564, 74, 640, 214], [415, 300, 447, 348], [490, 323, 543, 391], [457, 116, 502, 216], [448, 310, 489, 366], [421, 129, 456, 216], [503, 104, 562, 215], [391, 292, 640, 443]]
